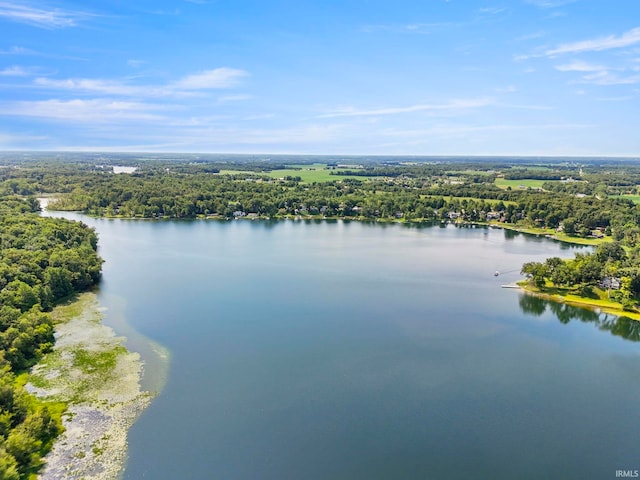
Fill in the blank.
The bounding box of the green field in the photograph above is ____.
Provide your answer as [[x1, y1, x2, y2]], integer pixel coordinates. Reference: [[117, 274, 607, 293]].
[[617, 194, 640, 204], [495, 178, 549, 189], [218, 164, 363, 183], [265, 165, 364, 183]]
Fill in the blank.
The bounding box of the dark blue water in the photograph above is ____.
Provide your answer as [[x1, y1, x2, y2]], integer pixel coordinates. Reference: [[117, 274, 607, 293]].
[[45, 216, 640, 479]]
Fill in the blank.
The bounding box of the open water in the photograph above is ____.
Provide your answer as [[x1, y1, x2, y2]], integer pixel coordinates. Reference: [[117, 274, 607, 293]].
[[44, 215, 640, 479]]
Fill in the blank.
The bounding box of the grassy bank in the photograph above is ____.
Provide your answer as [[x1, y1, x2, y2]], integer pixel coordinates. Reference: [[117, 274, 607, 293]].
[[26, 292, 153, 480], [518, 282, 640, 321], [489, 222, 611, 246]]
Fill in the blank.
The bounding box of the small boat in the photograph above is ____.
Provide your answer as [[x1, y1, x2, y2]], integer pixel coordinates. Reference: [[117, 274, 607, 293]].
[[494, 271, 500, 276]]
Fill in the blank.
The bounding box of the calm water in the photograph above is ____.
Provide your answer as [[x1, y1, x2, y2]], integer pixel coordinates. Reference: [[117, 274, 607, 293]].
[[44, 216, 640, 479]]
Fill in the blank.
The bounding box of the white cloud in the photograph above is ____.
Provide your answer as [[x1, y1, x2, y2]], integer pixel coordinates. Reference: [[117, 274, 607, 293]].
[[318, 98, 493, 118], [552, 60, 640, 85], [555, 60, 608, 72], [34, 77, 144, 95], [0, 65, 31, 76], [33, 67, 249, 97], [579, 71, 640, 85], [545, 27, 640, 57], [517, 27, 640, 62], [0, 1, 91, 28], [1, 99, 167, 122], [172, 68, 248, 89]]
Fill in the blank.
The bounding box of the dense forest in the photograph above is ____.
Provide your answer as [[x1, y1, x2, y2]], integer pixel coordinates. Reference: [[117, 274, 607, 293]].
[[0, 195, 102, 479]]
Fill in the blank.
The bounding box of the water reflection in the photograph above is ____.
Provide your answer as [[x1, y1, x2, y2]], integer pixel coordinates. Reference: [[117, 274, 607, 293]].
[[518, 293, 640, 341]]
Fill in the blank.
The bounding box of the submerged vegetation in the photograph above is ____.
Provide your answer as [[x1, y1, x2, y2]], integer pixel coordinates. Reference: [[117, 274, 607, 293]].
[[0, 195, 102, 479], [28, 293, 152, 480]]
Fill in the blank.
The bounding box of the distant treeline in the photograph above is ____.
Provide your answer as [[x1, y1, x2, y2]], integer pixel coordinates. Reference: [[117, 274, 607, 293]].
[[1, 161, 638, 238], [503, 169, 566, 180]]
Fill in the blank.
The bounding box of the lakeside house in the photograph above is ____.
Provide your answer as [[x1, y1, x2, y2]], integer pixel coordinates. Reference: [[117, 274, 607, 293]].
[[600, 277, 621, 290]]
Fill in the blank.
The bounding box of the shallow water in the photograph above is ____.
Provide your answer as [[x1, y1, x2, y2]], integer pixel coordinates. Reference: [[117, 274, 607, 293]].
[[43, 215, 640, 479]]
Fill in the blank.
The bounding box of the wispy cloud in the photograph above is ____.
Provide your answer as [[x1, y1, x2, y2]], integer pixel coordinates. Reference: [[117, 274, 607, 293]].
[[0, 132, 49, 147], [35, 77, 147, 96], [516, 27, 640, 61], [0, 1, 92, 28], [0, 65, 34, 76], [0, 45, 85, 61], [596, 96, 634, 101], [525, 0, 577, 8], [555, 60, 608, 72], [127, 59, 146, 68], [578, 71, 640, 85], [172, 68, 248, 89], [361, 22, 460, 34], [545, 27, 640, 57], [474, 7, 510, 22], [554, 60, 640, 85], [497, 103, 553, 110], [515, 31, 547, 42], [217, 94, 252, 104], [0, 45, 34, 55], [0, 132, 47, 141], [1, 99, 167, 122], [477, 7, 508, 15], [384, 122, 593, 138], [33, 67, 249, 97], [318, 98, 493, 118]]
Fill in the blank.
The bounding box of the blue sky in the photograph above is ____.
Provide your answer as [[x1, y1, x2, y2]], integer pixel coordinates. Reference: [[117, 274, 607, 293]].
[[0, 0, 639, 155]]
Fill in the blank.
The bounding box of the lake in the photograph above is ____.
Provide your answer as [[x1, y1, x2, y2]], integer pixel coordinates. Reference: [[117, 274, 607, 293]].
[[43, 215, 640, 479]]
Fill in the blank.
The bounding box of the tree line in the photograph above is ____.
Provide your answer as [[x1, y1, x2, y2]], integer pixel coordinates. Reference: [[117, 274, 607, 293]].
[[0, 196, 102, 479]]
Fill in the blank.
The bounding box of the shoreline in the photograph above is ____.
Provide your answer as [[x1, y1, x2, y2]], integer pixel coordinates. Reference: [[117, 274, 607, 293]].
[[43, 204, 609, 248], [517, 282, 640, 321], [26, 292, 158, 480]]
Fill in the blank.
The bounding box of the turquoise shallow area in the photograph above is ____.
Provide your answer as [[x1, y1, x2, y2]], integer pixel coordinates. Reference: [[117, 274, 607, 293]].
[[45, 216, 640, 480]]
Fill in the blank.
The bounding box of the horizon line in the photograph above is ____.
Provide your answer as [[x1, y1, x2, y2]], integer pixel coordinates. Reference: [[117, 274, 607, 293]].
[[0, 149, 639, 160]]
